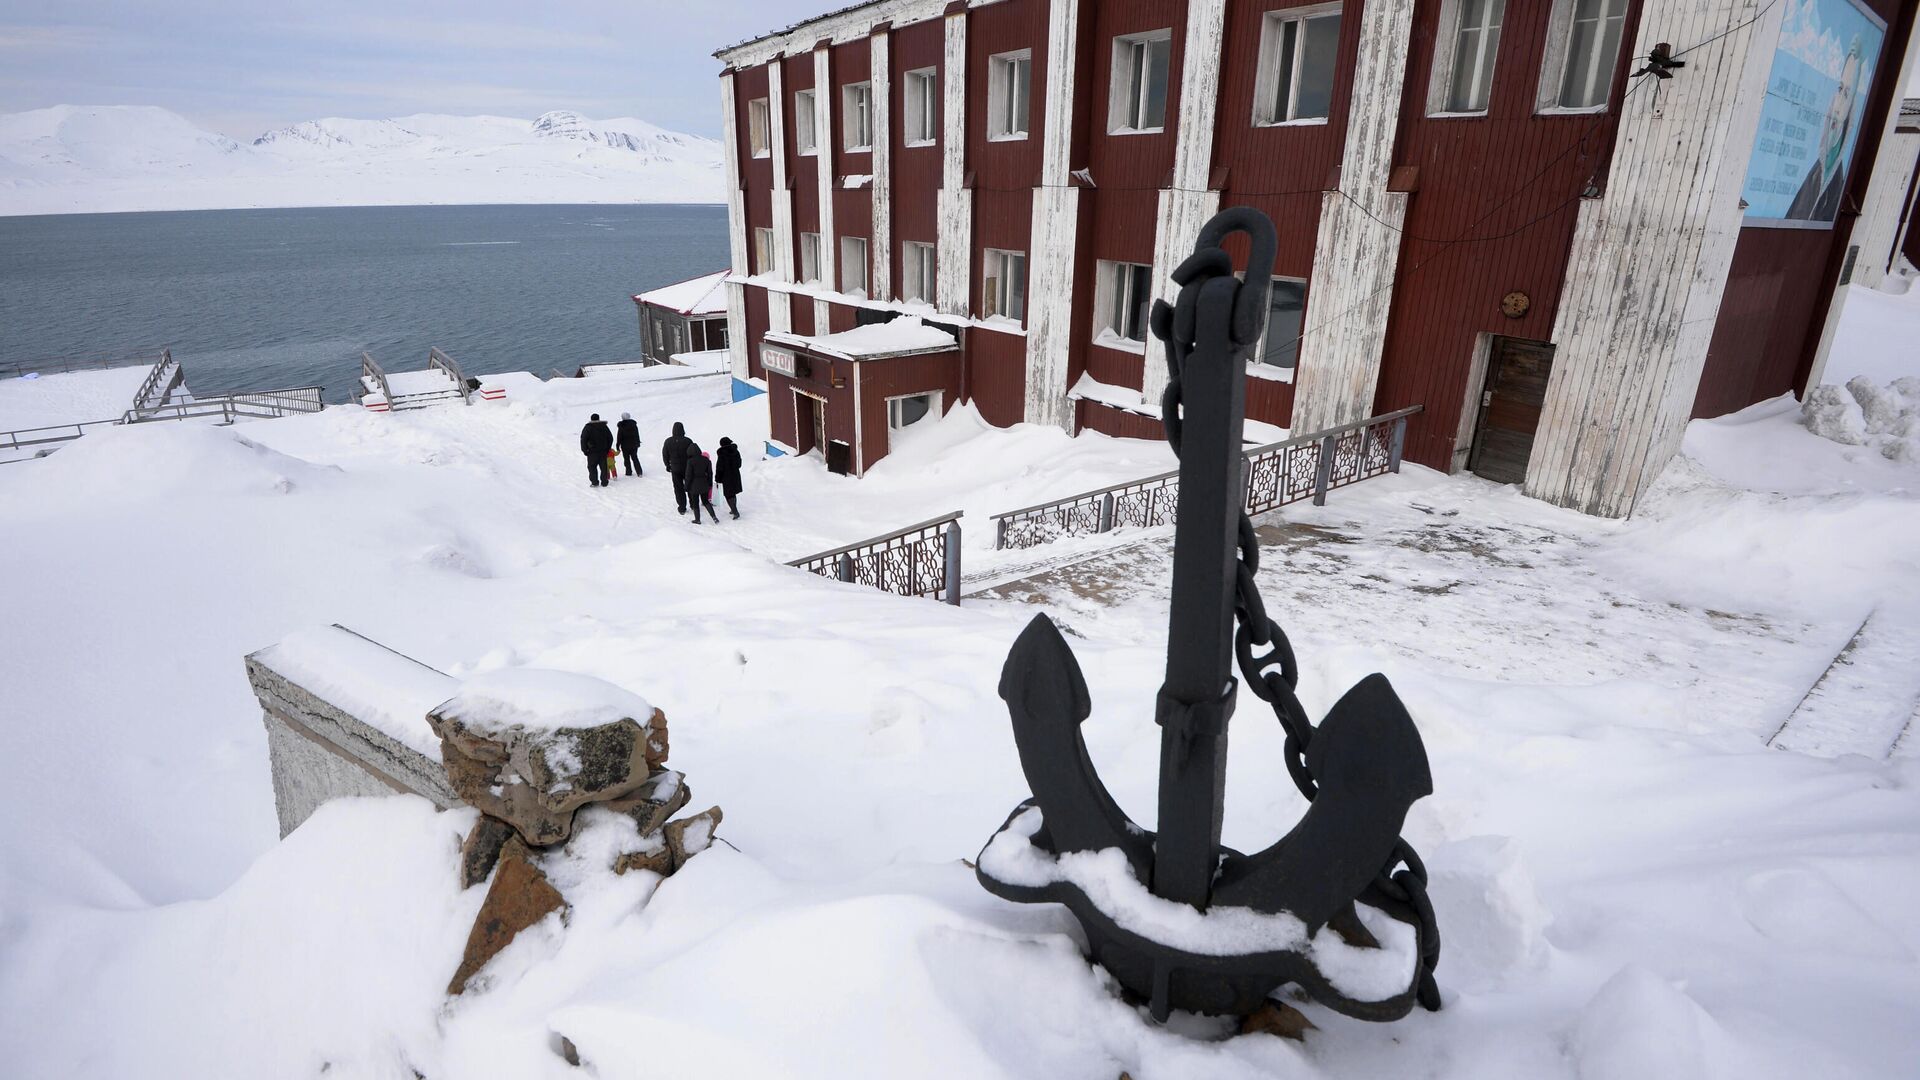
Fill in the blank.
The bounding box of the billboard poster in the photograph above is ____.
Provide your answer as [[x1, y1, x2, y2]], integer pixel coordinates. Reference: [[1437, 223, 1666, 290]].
[[1742, 0, 1887, 227]]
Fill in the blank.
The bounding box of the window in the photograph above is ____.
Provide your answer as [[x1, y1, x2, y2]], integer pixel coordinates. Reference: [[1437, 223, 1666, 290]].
[[1442, 0, 1504, 114], [800, 232, 822, 284], [841, 236, 869, 296], [988, 51, 1032, 140], [794, 89, 818, 154], [710, 321, 729, 350], [902, 241, 937, 304], [1257, 278, 1308, 372], [843, 82, 873, 151], [1110, 30, 1172, 134], [904, 68, 938, 146], [888, 391, 941, 430], [748, 98, 770, 157], [982, 248, 1026, 323], [1550, 0, 1628, 111], [753, 227, 775, 275], [1096, 260, 1153, 345], [1255, 5, 1342, 125]]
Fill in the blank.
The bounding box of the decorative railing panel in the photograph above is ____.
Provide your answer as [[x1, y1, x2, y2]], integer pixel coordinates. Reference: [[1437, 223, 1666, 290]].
[[994, 407, 1420, 550], [789, 512, 963, 604]]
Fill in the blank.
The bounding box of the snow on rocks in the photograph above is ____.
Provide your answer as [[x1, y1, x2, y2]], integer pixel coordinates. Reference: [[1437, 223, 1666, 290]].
[[427, 669, 669, 846]]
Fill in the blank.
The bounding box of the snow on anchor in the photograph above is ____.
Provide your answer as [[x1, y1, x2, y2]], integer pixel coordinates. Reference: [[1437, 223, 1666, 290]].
[[977, 208, 1441, 1023]]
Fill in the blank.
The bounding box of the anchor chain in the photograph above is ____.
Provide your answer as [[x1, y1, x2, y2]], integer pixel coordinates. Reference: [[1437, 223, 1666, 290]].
[[1149, 216, 1442, 1012]]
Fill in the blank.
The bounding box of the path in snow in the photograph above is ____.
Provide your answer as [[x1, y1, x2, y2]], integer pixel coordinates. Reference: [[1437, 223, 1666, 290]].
[[1771, 608, 1920, 759]]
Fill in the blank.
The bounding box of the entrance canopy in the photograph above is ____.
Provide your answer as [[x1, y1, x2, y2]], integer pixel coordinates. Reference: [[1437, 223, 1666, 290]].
[[765, 316, 959, 363]]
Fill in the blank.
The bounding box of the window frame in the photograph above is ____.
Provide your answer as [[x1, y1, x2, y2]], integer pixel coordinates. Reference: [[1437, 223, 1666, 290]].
[[747, 97, 771, 157], [1092, 259, 1154, 352], [1252, 276, 1310, 381], [1538, 0, 1628, 115], [901, 240, 937, 304], [1253, 3, 1343, 127], [843, 81, 874, 153], [987, 50, 1033, 142], [840, 235, 869, 297], [887, 390, 943, 431], [981, 247, 1028, 324], [903, 67, 939, 147], [799, 231, 822, 285], [1109, 29, 1174, 135], [753, 227, 775, 276], [794, 88, 818, 155], [1427, 0, 1505, 117]]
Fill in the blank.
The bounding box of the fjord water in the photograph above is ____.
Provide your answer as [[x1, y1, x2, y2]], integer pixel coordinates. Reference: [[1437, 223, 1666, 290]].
[[0, 204, 728, 402]]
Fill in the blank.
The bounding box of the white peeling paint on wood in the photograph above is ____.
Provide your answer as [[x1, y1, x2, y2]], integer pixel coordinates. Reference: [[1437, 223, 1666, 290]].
[[1141, 0, 1229, 410], [816, 47, 839, 299], [769, 61, 789, 196], [717, 0, 957, 68], [1289, 0, 1417, 434], [721, 72, 749, 279], [871, 31, 894, 302], [1022, 0, 1083, 431], [726, 281, 750, 379], [939, 11, 973, 317], [1528, 0, 1784, 519], [1025, 184, 1082, 431], [770, 189, 795, 334]]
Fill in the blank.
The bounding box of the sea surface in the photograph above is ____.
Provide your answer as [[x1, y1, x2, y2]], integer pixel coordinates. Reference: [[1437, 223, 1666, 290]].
[[0, 204, 729, 402]]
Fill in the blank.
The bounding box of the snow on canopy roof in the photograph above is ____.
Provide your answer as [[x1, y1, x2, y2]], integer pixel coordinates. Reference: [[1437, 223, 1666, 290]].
[[634, 270, 728, 316], [767, 316, 959, 360]]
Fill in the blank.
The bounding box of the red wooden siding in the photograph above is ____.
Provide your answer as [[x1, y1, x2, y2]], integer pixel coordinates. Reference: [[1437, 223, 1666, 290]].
[[858, 350, 966, 463], [1078, 398, 1165, 439], [743, 286, 769, 381], [1370, 0, 1635, 471], [891, 20, 944, 301], [787, 53, 821, 264], [969, 328, 1028, 426], [1697, 0, 1913, 417]]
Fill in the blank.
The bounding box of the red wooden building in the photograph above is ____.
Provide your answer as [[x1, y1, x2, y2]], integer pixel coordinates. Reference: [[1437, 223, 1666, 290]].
[[717, 0, 1920, 513]]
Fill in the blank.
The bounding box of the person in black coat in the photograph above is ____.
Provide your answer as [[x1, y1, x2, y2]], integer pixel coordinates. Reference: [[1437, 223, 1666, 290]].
[[661, 421, 693, 514], [580, 413, 614, 488], [616, 413, 643, 476], [715, 437, 744, 519], [682, 443, 718, 524]]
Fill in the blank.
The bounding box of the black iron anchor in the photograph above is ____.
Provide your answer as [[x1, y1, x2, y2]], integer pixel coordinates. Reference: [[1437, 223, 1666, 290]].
[[976, 207, 1441, 1023]]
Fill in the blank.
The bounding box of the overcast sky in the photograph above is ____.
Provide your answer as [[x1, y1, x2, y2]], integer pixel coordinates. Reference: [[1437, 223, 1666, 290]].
[[5, 3, 1920, 140], [0, 1, 799, 138]]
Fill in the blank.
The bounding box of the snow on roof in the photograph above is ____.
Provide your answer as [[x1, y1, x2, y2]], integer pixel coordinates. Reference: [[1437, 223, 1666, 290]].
[[635, 270, 729, 316], [768, 316, 958, 360]]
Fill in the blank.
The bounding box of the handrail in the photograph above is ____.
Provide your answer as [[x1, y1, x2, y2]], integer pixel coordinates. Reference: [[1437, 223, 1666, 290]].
[[787, 510, 964, 568], [0, 350, 170, 381], [361, 352, 395, 405], [1, 417, 123, 451], [991, 407, 1423, 551], [129, 349, 181, 415], [788, 510, 964, 605], [125, 385, 325, 424], [428, 346, 474, 405]]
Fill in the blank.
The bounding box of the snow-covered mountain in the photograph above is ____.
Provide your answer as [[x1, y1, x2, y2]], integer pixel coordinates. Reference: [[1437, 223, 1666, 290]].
[[0, 105, 722, 216]]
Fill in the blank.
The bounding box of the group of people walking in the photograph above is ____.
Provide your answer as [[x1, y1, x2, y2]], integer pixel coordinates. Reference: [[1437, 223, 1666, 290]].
[[578, 413, 743, 524]]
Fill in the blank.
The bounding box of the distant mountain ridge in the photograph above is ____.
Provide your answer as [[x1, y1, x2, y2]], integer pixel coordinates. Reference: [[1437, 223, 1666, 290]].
[[0, 105, 723, 216]]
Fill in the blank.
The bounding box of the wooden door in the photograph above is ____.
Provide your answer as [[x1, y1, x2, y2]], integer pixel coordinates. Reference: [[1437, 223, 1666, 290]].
[[1469, 337, 1555, 485], [794, 392, 826, 456]]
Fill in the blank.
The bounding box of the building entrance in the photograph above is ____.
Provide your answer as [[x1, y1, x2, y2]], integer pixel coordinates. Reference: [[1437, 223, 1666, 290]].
[[1469, 337, 1555, 485]]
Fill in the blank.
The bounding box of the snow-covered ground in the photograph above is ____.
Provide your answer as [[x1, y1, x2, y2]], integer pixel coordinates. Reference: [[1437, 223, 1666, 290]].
[[0, 300, 1916, 1077], [0, 106, 721, 216], [0, 365, 150, 435]]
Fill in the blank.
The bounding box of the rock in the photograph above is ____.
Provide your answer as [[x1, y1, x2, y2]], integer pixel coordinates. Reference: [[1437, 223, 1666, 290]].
[[549, 1032, 581, 1067], [1240, 1000, 1316, 1042], [612, 834, 674, 877], [603, 769, 690, 836], [448, 847, 566, 995], [1848, 375, 1905, 435], [665, 806, 724, 866], [427, 687, 670, 846], [1804, 384, 1867, 445], [459, 815, 517, 889]]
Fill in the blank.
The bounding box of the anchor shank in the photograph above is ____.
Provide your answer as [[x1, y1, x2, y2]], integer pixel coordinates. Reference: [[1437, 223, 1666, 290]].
[[1152, 275, 1248, 909]]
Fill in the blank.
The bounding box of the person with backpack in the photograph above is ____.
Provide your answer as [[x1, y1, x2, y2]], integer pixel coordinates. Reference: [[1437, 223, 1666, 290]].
[[580, 413, 614, 488], [661, 421, 693, 514], [616, 413, 643, 476], [682, 443, 718, 524], [715, 437, 744, 519]]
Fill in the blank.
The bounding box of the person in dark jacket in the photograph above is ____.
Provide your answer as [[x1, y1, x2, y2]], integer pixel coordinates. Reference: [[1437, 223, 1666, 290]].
[[580, 413, 614, 488], [682, 444, 718, 524], [661, 421, 693, 514], [616, 413, 643, 476], [715, 437, 744, 519]]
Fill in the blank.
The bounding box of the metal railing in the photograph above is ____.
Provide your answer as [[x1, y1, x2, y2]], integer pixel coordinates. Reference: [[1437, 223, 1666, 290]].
[[130, 349, 183, 415], [361, 352, 395, 408], [992, 407, 1421, 551], [1, 417, 124, 453], [125, 385, 325, 425], [788, 511, 963, 604], [0, 350, 169, 381], [428, 347, 474, 405]]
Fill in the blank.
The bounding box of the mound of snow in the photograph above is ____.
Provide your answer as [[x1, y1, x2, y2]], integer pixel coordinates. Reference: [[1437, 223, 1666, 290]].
[[434, 668, 656, 735], [4, 423, 339, 510], [1803, 376, 1920, 462]]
